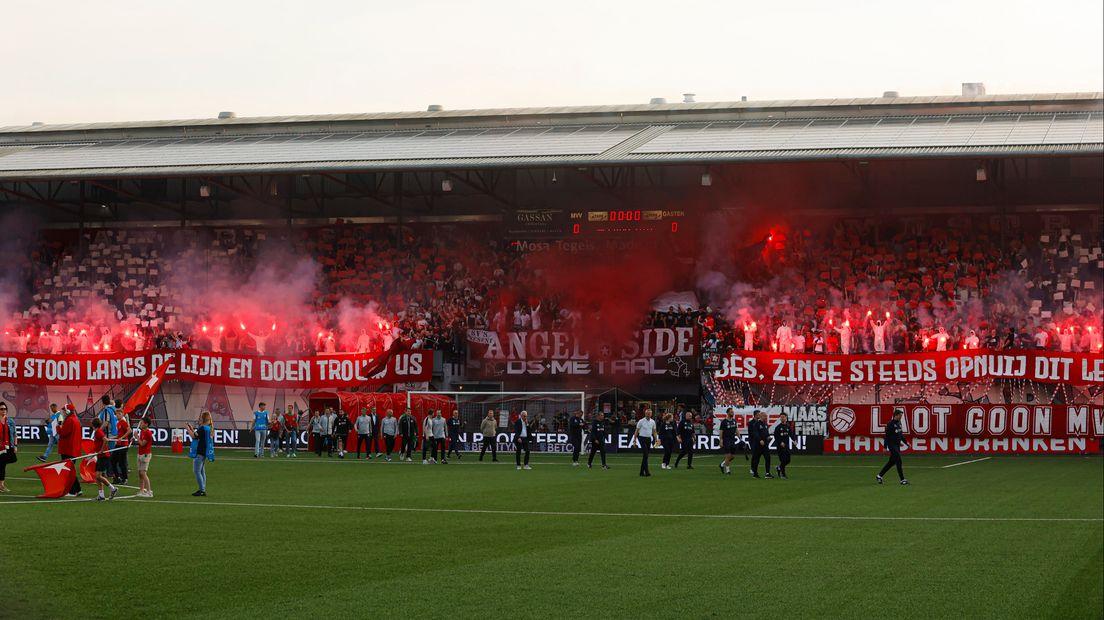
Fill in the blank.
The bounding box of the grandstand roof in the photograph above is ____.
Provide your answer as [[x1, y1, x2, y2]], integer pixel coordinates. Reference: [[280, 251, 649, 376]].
[[0, 93, 1101, 180]]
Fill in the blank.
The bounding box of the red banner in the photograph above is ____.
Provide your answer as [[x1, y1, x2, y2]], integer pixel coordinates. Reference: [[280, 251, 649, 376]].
[[0, 348, 432, 388], [713, 349, 1104, 385], [824, 403, 1104, 454]]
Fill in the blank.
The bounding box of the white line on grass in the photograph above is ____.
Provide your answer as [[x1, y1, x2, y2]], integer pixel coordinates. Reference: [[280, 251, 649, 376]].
[[39, 497, 1093, 523], [943, 457, 992, 469]]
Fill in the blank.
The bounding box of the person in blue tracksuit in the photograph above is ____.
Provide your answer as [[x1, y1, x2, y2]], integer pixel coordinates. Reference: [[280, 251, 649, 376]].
[[37, 403, 62, 462]]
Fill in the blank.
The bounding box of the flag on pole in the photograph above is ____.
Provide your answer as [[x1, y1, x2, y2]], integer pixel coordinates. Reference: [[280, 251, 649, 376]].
[[123, 356, 174, 416], [79, 439, 97, 483], [22, 460, 78, 498]]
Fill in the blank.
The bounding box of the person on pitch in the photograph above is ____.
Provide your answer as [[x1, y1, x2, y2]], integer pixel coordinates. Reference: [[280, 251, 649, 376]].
[[587, 411, 609, 470], [568, 410, 585, 466], [659, 412, 678, 470], [632, 408, 656, 477], [269, 412, 283, 458], [250, 402, 269, 458], [446, 410, 463, 460], [773, 413, 793, 479], [56, 404, 82, 496], [749, 411, 773, 479], [354, 408, 373, 459], [431, 409, 448, 464], [186, 410, 215, 497], [37, 403, 62, 462], [97, 395, 118, 477], [479, 410, 498, 462], [0, 402, 16, 493], [324, 407, 337, 457], [381, 409, 398, 461], [112, 411, 132, 485], [334, 408, 351, 458], [513, 411, 532, 470], [283, 405, 300, 457], [311, 410, 324, 457], [136, 416, 154, 497], [398, 409, 417, 461], [422, 410, 435, 464], [718, 410, 740, 475], [876, 409, 909, 485], [673, 410, 696, 469], [368, 408, 383, 459], [90, 418, 118, 501]]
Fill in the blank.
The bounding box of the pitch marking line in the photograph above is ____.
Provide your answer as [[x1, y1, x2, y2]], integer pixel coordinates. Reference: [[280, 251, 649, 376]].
[[943, 457, 992, 469], [9, 497, 1086, 523]]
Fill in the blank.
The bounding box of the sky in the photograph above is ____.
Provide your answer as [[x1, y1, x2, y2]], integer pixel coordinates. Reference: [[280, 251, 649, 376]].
[[3, 0, 1102, 126]]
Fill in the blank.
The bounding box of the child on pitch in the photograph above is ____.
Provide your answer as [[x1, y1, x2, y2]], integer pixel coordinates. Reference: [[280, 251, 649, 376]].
[[136, 417, 154, 497], [90, 418, 118, 501]]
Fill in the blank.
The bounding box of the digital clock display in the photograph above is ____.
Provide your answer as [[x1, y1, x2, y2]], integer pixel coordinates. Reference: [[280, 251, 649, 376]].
[[570, 209, 684, 234]]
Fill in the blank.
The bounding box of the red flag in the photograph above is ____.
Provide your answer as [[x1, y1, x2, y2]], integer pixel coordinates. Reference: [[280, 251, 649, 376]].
[[123, 356, 174, 416], [22, 460, 77, 498], [79, 439, 97, 483]]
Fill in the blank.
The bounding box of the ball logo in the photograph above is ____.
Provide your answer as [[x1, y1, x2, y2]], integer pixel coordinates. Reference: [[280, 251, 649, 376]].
[[829, 407, 856, 433]]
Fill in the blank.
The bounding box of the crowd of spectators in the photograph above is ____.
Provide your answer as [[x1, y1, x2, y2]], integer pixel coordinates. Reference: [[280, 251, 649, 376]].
[[1, 214, 1101, 361], [702, 214, 1103, 358]]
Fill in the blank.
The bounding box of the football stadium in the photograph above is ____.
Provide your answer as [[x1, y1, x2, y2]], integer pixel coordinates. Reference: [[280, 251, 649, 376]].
[[1, 6, 1103, 618]]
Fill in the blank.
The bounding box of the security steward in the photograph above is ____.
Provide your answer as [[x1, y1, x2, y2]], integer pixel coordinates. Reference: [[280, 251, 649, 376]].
[[673, 411, 696, 469], [773, 412, 793, 479], [587, 412, 609, 469], [749, 410, 773, 478], [568, 410, 586, 467]]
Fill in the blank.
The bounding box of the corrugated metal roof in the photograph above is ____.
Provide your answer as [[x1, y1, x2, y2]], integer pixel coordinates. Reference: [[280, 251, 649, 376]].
[[2, 92, 1101, 135], [0, 112, 1099, 180]]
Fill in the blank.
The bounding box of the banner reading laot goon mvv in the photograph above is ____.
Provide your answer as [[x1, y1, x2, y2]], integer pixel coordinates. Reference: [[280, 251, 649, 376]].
[[825, 403, 1104, 454], [0, 347, 431, 388], [714, 348, 1104, 385]]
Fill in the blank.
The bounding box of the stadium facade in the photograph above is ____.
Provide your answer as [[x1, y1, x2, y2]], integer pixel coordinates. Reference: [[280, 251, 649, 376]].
[[0, 91, 1101, 443]]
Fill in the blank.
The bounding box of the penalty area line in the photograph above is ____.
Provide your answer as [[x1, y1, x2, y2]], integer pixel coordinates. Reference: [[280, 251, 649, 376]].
[[97, 498, 1103, 523], [942, 457, 992, 469]]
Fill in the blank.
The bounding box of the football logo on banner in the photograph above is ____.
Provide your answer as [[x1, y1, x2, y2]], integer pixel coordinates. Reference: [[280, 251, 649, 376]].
[[829, 407, 856, 433]]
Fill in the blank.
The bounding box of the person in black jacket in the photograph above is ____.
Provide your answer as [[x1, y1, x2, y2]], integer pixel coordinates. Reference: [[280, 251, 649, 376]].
[[877, 409, 909, 485], [773, 413, 793, 479], [718, 410, 739, 475], [398, 409, 418, 462], [587, 412, 609, 470], [568, 411, 586, 467], [749, 411, 773, 478], [673, 411, 695, 469], [446, 410, 463, 460], [659, 413, 678, 470], [333, 410, 351, 459], [513, 411, 533, 470]]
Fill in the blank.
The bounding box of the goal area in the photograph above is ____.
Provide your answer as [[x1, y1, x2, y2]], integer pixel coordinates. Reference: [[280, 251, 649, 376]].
[[406, 390, 587, 434]]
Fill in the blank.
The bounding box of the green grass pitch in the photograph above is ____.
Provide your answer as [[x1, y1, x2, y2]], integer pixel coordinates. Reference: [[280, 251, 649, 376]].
[[1, 449, 1101, 619]]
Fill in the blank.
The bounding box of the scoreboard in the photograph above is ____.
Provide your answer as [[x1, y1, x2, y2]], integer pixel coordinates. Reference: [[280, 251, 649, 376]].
[[568, 209, 686, 235], [505, 208, 687, 239]]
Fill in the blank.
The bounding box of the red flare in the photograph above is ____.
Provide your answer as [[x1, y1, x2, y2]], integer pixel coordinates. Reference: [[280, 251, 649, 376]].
[[218, 325, 225, 333], [239, 322, 247, 331], [270, 322, 277, 332], [201, 324, 208, 333]]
